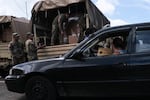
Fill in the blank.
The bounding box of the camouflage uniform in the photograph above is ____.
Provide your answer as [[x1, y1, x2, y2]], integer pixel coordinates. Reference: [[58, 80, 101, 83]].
[[51, 14, 68, 45], [25, 39, 38, 61], [8, 40, 25, 65]]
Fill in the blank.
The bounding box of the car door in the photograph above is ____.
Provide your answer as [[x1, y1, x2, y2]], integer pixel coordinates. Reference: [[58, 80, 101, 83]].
[[59, 27, 134, 97], [129, 26, 150, 94], [62, 54, 132, 96]]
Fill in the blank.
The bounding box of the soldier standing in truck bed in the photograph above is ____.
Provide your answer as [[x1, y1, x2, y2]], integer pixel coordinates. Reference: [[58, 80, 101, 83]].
[[8, 33, 25, 65], [51, 13, 69, 45]]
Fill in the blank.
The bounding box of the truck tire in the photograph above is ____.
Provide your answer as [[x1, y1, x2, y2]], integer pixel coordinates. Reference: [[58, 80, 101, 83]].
[[25, 76, 56, 100]]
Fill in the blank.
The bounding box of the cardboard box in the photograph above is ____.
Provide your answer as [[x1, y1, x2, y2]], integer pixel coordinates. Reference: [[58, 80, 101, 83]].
[[68, 35, 78, 44]]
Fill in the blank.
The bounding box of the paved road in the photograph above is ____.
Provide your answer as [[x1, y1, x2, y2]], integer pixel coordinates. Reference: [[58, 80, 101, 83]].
[[0, 80, 147, 100]]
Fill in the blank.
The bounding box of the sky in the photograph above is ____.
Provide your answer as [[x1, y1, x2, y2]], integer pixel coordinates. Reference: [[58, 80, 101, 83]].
[[93, 0, 150, 26], [0, 0, 38, 19], [0, 0, 150, 26]]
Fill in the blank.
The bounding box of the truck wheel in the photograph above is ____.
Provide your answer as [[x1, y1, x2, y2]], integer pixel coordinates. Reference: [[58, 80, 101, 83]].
[[25, 76, 56, 100]]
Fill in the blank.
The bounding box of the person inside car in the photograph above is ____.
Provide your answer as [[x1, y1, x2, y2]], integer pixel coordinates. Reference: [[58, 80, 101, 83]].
[[112, 37, 126, 55]]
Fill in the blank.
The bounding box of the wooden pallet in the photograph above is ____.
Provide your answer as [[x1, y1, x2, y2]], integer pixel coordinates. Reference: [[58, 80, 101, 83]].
[[38, 43, 78, 59]]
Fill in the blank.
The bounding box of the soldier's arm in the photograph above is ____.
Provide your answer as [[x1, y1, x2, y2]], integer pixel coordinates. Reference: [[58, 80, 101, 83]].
[[37, 44, 46, 50], [58, 14, 63, 34], [8, 42, 14, 56], [22, 42, 26, 54]]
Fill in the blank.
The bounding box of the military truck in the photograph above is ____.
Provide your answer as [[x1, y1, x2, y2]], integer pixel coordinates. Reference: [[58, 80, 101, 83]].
[[0, 16, 31, 77], [31, 0, 110, 59]]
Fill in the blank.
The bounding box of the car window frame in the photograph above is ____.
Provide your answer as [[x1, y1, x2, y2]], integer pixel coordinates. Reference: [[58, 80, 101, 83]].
[[79, 27, 132, 59]]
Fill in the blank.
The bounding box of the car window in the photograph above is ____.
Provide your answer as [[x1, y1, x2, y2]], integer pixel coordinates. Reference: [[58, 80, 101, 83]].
[[82, 29, 130, 58], [136, 30, 150, 53]]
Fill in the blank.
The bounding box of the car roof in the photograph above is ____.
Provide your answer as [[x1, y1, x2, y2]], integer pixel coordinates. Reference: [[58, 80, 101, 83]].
[[102, 22, 150, 31]]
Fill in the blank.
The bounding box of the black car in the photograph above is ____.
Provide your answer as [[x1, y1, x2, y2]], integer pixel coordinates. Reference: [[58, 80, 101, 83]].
[[5, 22, 150, 100]]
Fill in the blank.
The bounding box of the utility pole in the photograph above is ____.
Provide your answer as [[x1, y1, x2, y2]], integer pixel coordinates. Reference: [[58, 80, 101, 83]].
[[25, 0, 28, 19]]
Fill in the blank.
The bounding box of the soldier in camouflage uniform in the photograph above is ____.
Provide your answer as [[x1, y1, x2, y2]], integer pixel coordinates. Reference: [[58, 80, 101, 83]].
[[25, 32, 38, 61], [51, 13, 69, 45], [25, 32, 45, 61], [8, 33, 25, 65]]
